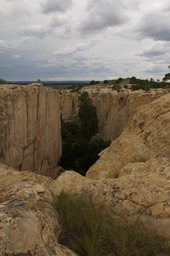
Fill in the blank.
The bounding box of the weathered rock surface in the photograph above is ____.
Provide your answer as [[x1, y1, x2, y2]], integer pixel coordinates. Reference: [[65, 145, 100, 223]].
[[0, 84, 62, 177], [87, 92, 170, 179], [0, 163, 77, 256], [1, 87, 170, 255], [60, 92, 79, 122], [59, 89, 169, 141], [54, 169, 170, 239], [92, 89, 169, 141]]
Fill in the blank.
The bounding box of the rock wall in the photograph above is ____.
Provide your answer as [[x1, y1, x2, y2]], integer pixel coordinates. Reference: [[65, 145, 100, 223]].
[[60, 92, 79, 122], [0, 84, 62, 177], [87, 92, 170, 179], [92, 89, 168, 141], [60, 89, 168, 141], [1, 90, 170, 255]]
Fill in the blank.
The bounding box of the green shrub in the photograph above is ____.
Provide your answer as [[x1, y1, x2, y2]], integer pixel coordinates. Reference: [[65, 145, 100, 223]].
[[59, 92, 110, 175], [56, 193, 169, 256]]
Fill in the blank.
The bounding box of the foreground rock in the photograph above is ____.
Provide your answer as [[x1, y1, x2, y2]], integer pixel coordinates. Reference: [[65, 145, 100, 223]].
[[0, 84, 62, 177], [1, 164, 170, 255], [54, 170, 170, 239], [0, 163, 77, 256]]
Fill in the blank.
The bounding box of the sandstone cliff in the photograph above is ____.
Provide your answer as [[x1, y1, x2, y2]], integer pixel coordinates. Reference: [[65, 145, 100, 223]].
[[60, 92, 79, 122], [92, 89, 169, 141], [0, 84, 61, 177], [87, 92, 170, 179], [60, 89, 168, 141], [1, 90, 170, 255]]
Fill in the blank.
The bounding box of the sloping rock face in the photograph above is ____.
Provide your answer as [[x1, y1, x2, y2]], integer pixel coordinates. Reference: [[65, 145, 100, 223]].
[[0, 84, 62, 177], [92, 89, 169, 141], [87, 92, 170, 179], [55, 170, 170, 239], [0, 163, 77, 256]]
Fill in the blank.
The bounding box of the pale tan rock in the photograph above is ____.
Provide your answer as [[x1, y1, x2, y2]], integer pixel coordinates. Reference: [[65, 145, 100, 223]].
[[54, 170, 170, 238], [87, 92, 170, 179], [92, 89, 169, 141], [0, 84, 62, 177], [60, 92, 79, 122], [59, 89, 168, 141], [0, 163, 77, 256]]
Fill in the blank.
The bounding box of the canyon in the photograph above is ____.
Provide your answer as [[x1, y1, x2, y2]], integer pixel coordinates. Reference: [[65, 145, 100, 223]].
[[0, 84, 170, 255]]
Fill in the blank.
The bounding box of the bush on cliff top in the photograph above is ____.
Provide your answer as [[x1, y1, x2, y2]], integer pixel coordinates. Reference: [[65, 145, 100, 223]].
[[56, 192, 169, 256]]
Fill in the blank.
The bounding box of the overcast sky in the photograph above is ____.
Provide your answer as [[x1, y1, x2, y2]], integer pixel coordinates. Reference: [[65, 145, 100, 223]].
[[0, 0, 170, 81]]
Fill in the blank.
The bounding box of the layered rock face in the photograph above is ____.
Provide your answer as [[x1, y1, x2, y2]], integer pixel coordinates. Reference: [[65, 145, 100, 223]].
[[55, 92, 170, 238], [92, 89, 168, 141], [60, 92, 79, 122], [60, 89, 168, 141], [1, 90, 170, 255], [0, 84, 62, 177], [87, 92, 170, 179]]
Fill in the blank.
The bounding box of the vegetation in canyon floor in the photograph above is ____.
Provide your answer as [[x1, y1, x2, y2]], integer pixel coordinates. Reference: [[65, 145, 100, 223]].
[[59, 91, 110, 175], [56, 192, 169, 256]]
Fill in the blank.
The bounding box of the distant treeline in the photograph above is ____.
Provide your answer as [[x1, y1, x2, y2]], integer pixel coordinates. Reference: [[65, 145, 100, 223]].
[[90, 76, 170, 91]]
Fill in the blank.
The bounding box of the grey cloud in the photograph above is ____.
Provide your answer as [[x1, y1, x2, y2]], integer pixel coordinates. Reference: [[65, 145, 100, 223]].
[[0, 40, 12, 50], [12, 54, 21, 59], [139, 11, 170, 41], [80, 0, 141, 33], [137, 44, 168, 59], [80, 0, 127, 33], [21, 25, 53, 39], [49, 16, 68, 27], [54, 43, 92, 56], [143, 65, 166, 76], [41, 0, 73, 14]]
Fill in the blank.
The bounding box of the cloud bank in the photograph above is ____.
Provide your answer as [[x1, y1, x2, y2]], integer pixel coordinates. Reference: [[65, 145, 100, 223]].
[[0, 0, 169, 80]]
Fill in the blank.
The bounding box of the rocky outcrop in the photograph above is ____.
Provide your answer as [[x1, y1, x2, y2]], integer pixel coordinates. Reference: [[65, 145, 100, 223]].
[[87, 92, 170, 179], [55, 170, 170, 239], [92, 89, 169, 141], [59, 89, 168, 141], [0, 163, 77, 256], [1, 90, 170, 254], [0, 84, 62, 177]]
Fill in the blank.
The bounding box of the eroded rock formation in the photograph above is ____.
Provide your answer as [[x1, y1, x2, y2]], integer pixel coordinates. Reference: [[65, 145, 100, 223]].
[[0, 163, 77, 256], [60, 89, 168, 141], [60, 92, 79, 122], [55, 169, 170, 239], [87, 92, 170, 179], [92, 89, 169, 141], [1, 89, 170, 255], [0, 84, 62, 177]]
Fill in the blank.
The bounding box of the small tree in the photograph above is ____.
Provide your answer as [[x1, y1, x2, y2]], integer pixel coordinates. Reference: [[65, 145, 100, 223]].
[[0, 78, 6, 84], [36, 78, 42, 83], [78, 92, 98, 141]]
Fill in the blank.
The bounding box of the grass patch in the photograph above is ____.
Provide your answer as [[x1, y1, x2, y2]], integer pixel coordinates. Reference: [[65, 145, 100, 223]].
[[56, 192, 169, 256]]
